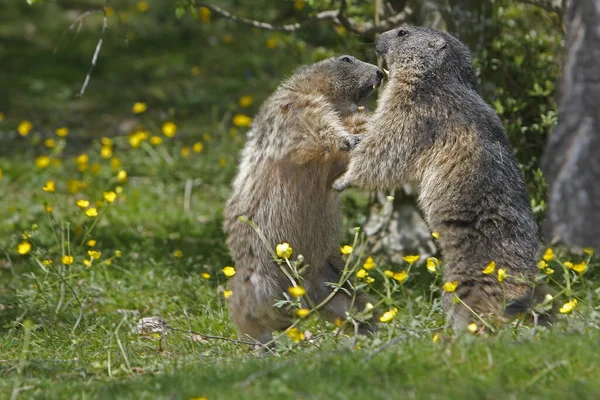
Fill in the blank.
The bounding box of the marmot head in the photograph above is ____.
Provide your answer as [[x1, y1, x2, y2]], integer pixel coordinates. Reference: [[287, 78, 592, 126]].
[[287, 56, 384, 116], [376, 27, 477, 90]]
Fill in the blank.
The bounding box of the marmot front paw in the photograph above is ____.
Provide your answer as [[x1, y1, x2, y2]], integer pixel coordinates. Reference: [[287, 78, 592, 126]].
[[339, 135, 362, 151]]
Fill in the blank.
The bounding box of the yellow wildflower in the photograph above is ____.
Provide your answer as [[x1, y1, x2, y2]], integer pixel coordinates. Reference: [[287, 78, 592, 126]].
[[442, 281, 458, 292], [150, 136, 163, 145], [544, 268, 555, 275], [115, 250, 122, 258], [266, 36, 279, 49], [393, 270, 408, 284], [403, 255, 420, 264], [426, 257, 439, 273], [222, 266, 236, 277], [56, 127, 69, 137], [467, 323, 478, 334], [193, 142, 204, 153], [76, 199, 90, 208], [17, 242, 32, 255], [482, 261, 496, 274], [559, 299, 577, 314], [137, 1, 149, 12], [45, 204, 53, 213], [340, 245, 353, 255], [75, 154, 89, 165], [356, 269, 367, 279], [294, 0, 305, 10], [296, 308, 310, 319], [35, 156, 51, 168], [132, 102, 147, 114], [239, 96, 253, 108], [288, 286, 306, 298], [173, 250, 183, 258], [432, 231, 440, 239], [432, 333, 440, 343], [286, 327, 304, 343], [111, 157, 121, 170], [115, 186, 123, 194], [572, 262, 587, 274], [42, 180, 55, 193], [384, 270, 394, 278], [91, 163, 101, 175], [335, 318, 343, 327], [537, 260, 548, 270], [117, 170, 127, 182], [365, 276, 375, 283], [543, 248, 555, 261], [199, 6, 211, 23], [200, 272, 211, 280], [87, 240, 97, 247], [42, 260, 52, 266], [223, 290, 233, 299], [62, 255, 74, 265], [44, 138, 56, 148], [18, 120, 32, 136], [379, 307, 398, 323], [276, 243, 293, 259], [202, 133, 212, 141], [564, 261, 574, 269], [83, 259, 92, 267], [103, 191, 117, 203], [181, 146, 191, 158], [100, 146, 113, 159], [101, 137, 113, 146], [162, 122, 177, 137], [85, 208, 98, 217], [232, 114, 252, 128], [88, 250, 101, 260], [363, 256, 375, 270], [498, 268, 507, 282], [583, 247, 595, 256]]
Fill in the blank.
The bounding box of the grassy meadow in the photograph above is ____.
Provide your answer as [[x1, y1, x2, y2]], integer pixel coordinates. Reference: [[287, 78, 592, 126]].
[[1, 1, 599, 399]]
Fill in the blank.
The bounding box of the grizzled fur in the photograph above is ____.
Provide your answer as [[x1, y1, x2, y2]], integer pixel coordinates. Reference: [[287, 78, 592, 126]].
[[224, 56, 383, 343], [335, 27, 554, 329]]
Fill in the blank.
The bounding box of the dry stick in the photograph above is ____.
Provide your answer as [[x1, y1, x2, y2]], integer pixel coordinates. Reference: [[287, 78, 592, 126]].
[[169, 327, 257, 346], [362, 334, 407, 363], [78, 3, 109, 97], [193, 1, 410, 36]]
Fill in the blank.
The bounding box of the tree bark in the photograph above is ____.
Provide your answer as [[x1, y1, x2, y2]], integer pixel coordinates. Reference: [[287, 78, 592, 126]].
[[542, 0, 600, 249]]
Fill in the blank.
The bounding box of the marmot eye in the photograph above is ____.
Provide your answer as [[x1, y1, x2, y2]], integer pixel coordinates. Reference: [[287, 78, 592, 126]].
[[340, 56, 353, 63], [397, 29, 408, 37]]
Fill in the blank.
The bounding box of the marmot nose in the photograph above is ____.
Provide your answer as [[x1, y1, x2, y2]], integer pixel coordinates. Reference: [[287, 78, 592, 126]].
[[376, 69, 385, 81]]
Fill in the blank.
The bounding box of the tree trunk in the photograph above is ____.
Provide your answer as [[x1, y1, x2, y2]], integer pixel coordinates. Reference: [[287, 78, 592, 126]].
[[542, 0, 600, 249]]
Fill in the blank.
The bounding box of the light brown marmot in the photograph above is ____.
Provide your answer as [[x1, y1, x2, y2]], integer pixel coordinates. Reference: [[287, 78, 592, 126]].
[[224, 56, 383, 343]]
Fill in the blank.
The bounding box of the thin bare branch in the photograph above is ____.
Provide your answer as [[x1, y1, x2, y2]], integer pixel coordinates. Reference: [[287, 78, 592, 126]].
[[193, 1, 411, 37], [517, 0, 564, 15], [78, 4, 108, 97]]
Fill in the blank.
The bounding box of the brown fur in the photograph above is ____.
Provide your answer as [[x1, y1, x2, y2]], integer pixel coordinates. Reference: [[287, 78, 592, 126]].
[[335, 27, 556, 329], [224, 56, 383, 343]]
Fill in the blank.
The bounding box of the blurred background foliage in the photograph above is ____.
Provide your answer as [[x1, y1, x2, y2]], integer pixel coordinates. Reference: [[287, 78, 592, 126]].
[[0, 0, 564, 257]]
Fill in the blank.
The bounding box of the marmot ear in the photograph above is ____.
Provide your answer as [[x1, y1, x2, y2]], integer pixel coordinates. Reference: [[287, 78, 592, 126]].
[[429, 38, 447, 52]]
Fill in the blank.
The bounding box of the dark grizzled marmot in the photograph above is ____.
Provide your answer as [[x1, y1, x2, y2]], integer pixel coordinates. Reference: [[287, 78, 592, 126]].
[[224, 56, 383, 343], [335, 27, 554, 329]]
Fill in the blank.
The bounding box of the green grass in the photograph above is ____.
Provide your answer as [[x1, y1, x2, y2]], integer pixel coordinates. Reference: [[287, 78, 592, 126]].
[[1, 136, 599, 399]]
